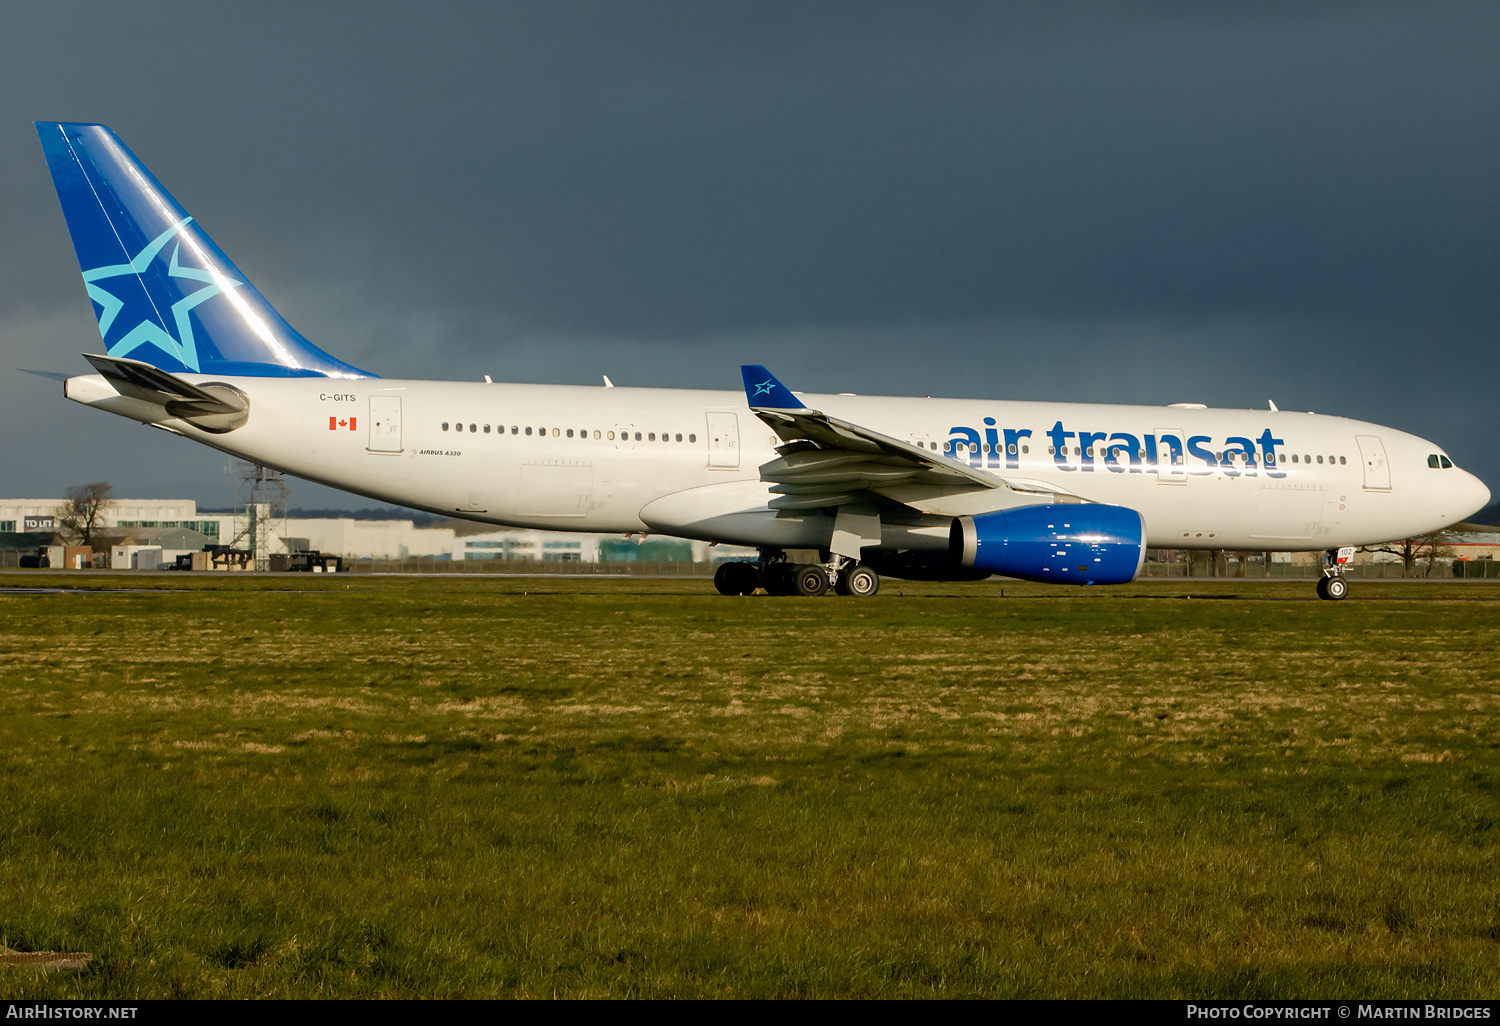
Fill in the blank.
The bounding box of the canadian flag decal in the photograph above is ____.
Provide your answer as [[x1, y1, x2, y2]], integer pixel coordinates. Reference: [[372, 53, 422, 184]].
[[329, 416, 357, 431]]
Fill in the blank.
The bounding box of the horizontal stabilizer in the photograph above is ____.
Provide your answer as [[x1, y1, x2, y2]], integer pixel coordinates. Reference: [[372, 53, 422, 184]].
[[82, 353, 249, 432]]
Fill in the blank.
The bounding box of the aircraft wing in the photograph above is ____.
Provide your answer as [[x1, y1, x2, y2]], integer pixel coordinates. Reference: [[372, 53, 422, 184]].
[[740, 365, 1072, 512]]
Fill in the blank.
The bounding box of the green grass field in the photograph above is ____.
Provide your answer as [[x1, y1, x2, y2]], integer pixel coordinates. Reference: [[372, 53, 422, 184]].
[[2, 574, 1498, 998]]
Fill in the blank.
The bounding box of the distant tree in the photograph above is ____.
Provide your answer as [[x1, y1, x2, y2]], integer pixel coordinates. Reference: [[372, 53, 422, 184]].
[[55, 482, 116, 546], [1419, 532, 1456, 577], [1360, 533, 1453, 577]]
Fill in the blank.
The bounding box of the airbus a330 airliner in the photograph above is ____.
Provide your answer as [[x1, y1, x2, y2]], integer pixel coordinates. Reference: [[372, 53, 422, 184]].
[[34, 123, 1490, 599]]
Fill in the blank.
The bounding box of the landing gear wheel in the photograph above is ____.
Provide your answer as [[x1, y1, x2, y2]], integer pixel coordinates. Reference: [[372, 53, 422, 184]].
[[835, 564, 880, 597], [793, 564, 830, 597], [731, 562, 761, 595], [714, 562, 738, 595], [1320, 576, 1348, 601], [715, 561, 758, 595], [765, 563, 796, 596]]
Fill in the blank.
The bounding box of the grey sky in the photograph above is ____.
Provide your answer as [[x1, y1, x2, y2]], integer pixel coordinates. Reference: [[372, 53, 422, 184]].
[[3, 2, 1496, 508]]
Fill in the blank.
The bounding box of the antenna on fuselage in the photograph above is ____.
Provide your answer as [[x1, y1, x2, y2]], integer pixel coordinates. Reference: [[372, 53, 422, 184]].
[[603, 375, 614, 388], [1268, 399, 1279, 411]]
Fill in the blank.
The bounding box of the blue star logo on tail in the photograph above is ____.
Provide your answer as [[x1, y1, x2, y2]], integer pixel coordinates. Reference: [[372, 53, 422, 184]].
[[81, 217, 243, 373], [753, 380, 775, 396]]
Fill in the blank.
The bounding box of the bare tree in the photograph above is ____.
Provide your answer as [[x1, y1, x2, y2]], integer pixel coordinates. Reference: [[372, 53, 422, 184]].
[[1419, 532, 1456, 578], [1360, 533, 1453, 577], [55, 482, 116, 546]]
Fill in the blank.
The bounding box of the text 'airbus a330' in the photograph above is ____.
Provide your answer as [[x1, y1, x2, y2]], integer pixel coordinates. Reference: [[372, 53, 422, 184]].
[[33, 123, 1492, 598]]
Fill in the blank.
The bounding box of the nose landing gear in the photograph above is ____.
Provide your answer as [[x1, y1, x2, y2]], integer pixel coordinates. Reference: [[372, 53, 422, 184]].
[[1316, 547, 1355, 600]]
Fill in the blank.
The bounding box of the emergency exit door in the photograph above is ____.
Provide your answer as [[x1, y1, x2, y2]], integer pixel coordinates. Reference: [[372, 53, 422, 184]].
[[706, 412, 739, 468]]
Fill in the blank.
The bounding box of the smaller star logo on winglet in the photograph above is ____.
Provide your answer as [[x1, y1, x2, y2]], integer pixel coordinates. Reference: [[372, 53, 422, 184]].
[[753, 380, 775, 396]]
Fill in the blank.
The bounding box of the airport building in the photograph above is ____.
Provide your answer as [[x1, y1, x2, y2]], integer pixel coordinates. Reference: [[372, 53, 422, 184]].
[[0, 497, 750, 567]]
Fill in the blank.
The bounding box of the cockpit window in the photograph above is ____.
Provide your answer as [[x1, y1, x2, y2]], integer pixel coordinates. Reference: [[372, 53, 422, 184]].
[[1440, 455, 1453, 469], [1429, 454, 1441, 468]]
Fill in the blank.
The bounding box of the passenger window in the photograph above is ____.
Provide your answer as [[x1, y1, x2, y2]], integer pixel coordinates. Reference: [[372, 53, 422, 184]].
[[552, 428, 559, 437], [442, 422, 449, 431], [525, 426, 532, 436], [594, 430, 601, 439], [469, 424, 476, 433], [689, 434, 696, 443], [1292, 454, 1298, 463], [1317, 455, 1323, 464], [634, 432, 641, 440], [566, 429, 573, 438], [483, 424, 491, 433], [675, 433, 682, 442], [607, 431, 615, 440], [1339, 456, 1346, 465]]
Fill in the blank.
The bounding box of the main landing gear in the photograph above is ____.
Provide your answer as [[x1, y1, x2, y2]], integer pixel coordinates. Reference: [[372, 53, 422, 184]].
[[1315, 547, 1355, 601], [713, 551, 881, 597]]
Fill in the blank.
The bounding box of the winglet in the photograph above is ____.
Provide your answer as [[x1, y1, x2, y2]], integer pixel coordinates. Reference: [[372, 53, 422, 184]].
[[741, 365, 806, 410]]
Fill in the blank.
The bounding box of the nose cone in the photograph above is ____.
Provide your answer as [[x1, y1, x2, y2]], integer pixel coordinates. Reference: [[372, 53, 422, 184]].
[[1455, 470, 1491, 523]]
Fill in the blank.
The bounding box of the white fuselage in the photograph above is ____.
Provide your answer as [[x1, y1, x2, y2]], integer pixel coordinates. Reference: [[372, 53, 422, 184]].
[[65, 374, 1489, 554]]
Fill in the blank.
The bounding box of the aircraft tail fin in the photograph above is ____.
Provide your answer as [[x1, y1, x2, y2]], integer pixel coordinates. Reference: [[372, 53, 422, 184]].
[[35, 122, 372, 379]]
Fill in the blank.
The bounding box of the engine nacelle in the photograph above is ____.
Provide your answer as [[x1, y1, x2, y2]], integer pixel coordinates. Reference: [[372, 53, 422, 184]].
[[949, 503, 1145, 585]]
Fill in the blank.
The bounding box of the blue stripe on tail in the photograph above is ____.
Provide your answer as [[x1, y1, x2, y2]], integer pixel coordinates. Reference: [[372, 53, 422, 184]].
[[36, 122, 374, 378]]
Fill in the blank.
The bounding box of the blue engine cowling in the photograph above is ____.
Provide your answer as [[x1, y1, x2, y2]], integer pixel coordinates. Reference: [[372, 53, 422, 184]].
[[949, 504, 1146, 585]]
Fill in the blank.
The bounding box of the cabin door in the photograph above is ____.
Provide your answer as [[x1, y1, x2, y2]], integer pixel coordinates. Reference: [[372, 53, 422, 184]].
[[368, 395, 402, 453], [1355, 435, 1391, 490]]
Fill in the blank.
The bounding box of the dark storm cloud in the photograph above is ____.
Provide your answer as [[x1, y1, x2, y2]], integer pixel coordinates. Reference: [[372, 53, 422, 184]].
[[2, 1, 1497, 503]]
